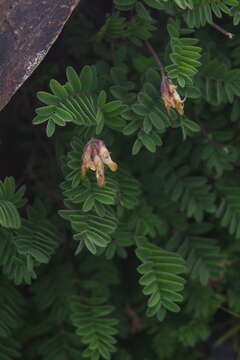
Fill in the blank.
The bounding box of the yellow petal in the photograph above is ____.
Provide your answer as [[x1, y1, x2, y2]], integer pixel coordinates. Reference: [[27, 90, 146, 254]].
[[93, 155, 105, 187], [96, 163, 105, 187], [161, 77, 184, 115], [81, 164, 88, 178], [107, 161, 118, 172], [99, 146, 118, 172]]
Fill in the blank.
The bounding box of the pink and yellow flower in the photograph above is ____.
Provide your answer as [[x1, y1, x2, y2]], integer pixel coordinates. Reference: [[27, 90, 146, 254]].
[[81, 139, 118, 187], [161, 76, 184, 116]]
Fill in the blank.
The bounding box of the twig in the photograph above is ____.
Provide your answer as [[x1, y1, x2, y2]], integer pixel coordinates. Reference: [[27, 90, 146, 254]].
[[214, 323, 240, 347], [144, 40, 165, 78], [210, 22, 234, 39], [220, 306, 240, 319]]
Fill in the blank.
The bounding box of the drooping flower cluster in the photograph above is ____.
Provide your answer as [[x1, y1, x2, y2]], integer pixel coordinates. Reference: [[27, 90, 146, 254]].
[[81, 138, 118, 187], [161, 76, 184, 116]]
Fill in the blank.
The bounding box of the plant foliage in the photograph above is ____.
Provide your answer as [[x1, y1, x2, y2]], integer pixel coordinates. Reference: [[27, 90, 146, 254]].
[[1, 0, 240, 359]]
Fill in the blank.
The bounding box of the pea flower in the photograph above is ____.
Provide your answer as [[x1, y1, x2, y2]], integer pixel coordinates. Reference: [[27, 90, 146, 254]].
[[161, 76, 184, 116], [81, 139, 118, 187]]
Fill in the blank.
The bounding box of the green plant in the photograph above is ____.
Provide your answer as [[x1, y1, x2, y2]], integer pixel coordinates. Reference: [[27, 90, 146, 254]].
[[1, 0, 240, 359]]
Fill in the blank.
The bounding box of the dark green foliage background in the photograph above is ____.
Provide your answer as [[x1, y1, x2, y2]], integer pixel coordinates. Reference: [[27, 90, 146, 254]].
[[1, 0, 240, 359]]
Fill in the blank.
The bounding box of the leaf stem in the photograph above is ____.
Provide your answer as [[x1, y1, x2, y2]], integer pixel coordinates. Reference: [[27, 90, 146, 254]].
[[210, 22, 234, 39], [144, 40, 165, 78]]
